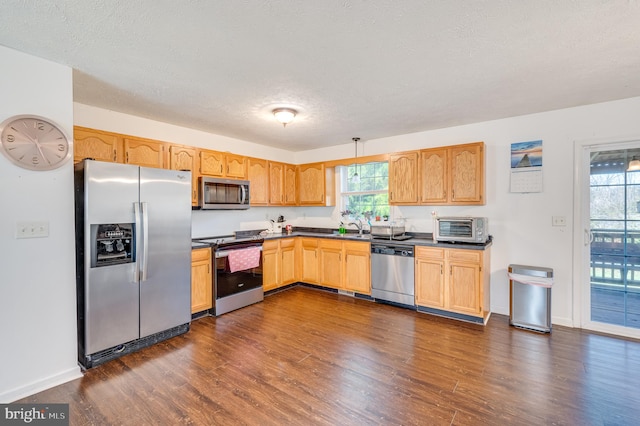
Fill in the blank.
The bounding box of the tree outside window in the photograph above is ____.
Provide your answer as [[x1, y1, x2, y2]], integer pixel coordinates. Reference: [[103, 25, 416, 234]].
[[341, 162, 389, 219]]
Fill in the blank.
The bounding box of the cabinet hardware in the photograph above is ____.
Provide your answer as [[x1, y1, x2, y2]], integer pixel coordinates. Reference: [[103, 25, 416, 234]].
[[126, 152, 129, 163], [113, 150, 116, 161]]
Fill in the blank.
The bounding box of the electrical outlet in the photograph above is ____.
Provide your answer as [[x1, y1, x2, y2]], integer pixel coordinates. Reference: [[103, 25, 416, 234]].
[[16, 221, 49, 239], [552, 216, 566, 227]]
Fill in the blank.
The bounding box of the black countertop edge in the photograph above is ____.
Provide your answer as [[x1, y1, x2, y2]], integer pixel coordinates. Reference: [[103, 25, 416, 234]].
[[191, 241, 211, 249], [191, 227, 492, 250]]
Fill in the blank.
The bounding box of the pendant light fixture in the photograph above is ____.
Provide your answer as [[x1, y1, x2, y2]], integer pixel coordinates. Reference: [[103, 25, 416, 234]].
[[351, 137, 361, 183], [628, 156, 640, 172]]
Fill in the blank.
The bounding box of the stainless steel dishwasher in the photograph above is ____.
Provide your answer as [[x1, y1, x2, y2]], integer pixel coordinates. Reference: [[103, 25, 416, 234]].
[[370, 243, 415, 307]]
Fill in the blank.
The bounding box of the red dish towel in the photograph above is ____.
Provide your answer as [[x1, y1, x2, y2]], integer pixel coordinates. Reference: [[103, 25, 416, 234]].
[[227, 246, 261, 273]]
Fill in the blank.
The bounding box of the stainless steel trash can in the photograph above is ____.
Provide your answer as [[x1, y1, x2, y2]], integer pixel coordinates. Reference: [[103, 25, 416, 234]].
[[509, 264, 553, 333]]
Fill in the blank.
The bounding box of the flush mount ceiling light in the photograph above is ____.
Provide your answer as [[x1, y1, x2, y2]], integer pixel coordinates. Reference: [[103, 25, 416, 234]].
[[628, 157, 640, 172], [272, 108, 297, 127], [352, 137, 361, 183]]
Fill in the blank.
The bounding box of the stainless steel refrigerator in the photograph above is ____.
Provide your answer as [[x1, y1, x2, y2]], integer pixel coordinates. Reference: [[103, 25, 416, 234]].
[[74, 160, 192, 368]]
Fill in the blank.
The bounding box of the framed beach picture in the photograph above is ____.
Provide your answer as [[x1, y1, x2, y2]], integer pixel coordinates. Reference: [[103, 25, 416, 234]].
[[510, 140, 543, 193]]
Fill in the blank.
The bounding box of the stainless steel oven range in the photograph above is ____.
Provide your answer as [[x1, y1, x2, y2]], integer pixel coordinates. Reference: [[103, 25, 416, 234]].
[[197, 232, 264, 316]]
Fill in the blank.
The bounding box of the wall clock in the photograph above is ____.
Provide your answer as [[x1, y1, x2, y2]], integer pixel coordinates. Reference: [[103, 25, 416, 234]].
[[0, 114, 71, 171]]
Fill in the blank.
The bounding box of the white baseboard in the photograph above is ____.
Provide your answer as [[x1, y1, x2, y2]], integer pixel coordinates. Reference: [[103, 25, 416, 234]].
[[0, 366, 83, 403], [551, 316, 574, 328]]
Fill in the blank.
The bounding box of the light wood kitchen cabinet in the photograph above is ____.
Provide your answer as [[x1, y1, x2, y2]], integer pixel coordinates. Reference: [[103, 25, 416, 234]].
[[199, 149, 225, 177], [319, 239, 343, 289], [262, 240, 279, 292], [248, 157, 269, 205], [225, 153, 247, 179], [280, 238, 297, 285], [200, 149, 247, 179], [415, 247, 446, 309], [169, 145, 198, 205], [73, 127, 121, 163], [269, 161, 285, 205], [123, 137, 165, 168], [420, 148, 448, 204], [299, 238, 320, 284], [420, 142, 485, 205], [298, 163, 328, 206], [262, 238, 297, 291], [415, 246, 490, 321], [284, 164, 298, 205], [343, 241, 371, 294], [389, 151, 420, 204], [191, 248, 212, 314], [450, 142, 484, 204]]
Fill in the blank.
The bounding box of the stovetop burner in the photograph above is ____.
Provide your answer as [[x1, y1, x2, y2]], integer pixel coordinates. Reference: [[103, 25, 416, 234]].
[[196, 230, 265, 248]]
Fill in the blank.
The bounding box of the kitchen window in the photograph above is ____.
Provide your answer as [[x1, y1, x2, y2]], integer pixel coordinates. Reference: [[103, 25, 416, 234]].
[[340, 161, 389, 218]]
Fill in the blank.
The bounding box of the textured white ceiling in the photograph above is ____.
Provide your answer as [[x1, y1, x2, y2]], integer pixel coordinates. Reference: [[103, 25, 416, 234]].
[[1, 1, 640, 151]]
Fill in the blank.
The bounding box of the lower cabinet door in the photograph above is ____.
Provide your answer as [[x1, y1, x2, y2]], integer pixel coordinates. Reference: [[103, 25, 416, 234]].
[[191, 248, 212, 314], [415, 258, 445, 309]]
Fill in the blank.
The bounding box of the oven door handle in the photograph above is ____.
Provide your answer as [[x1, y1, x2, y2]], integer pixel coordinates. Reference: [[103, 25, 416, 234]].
[[215, 246, 263, 258]]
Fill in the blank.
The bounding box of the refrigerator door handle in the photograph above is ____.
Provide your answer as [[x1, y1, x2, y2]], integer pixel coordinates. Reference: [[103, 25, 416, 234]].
[[140, 201, 149, 281], [134, 202, 142, 283]]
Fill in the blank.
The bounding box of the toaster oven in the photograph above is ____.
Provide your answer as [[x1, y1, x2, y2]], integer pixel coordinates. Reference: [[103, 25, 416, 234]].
[[434, 217, 488, 243]]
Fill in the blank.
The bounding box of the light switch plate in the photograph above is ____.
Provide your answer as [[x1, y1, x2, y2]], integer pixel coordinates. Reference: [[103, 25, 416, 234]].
[[16, 221, 49, 239], [552, 216, 566, 227]]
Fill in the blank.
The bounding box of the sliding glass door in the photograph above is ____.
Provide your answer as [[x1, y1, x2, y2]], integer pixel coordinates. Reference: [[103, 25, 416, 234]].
[[588, 146, 640, 330]]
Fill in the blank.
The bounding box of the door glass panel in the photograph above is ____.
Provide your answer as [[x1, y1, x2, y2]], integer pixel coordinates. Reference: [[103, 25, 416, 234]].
[[590, 148, 640, 328]]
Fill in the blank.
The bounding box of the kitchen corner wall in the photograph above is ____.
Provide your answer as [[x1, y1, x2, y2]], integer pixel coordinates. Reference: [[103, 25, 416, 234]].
[[296, 96, 640, 327], [78, 97, 640, 330], [0, 46, 81, 402]]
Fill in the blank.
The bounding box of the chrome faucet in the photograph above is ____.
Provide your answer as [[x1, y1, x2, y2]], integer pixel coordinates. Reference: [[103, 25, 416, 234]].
[[348, 219, 364, 235]]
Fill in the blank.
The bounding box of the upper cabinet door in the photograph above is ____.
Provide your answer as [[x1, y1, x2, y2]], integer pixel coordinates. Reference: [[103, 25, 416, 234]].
[[284, 164, 297, 205], [74, 127, 120, 163], [298, 163, 326, 205], [199, 149, 225, 177], [450, 142, 484, 205], [247, 157, 269, 205], [169, 145, 198, 205], [420, 148, 448, 204], [389, 151, 419, 204], [123, 138, 165, 168], [269, 161, 285, 205], [225, 153, 247, 179]]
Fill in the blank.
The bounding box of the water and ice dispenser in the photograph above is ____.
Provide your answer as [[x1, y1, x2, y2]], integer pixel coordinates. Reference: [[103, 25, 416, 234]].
[[91, 223, 134, 268]]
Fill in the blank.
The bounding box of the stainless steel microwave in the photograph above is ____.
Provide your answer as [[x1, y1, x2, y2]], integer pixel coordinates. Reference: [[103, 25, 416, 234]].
[[199, 177, 250, 210], [434, 217, 488, 243]]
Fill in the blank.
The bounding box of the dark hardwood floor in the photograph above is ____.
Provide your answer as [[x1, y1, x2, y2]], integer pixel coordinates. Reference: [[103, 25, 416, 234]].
[[18, 286, 640, 425]]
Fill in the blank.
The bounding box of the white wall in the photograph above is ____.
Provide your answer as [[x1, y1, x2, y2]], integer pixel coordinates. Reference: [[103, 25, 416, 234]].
[[297, 97, 640, 325], [79, 97, 640, 328], [0, 46, 81, 402]]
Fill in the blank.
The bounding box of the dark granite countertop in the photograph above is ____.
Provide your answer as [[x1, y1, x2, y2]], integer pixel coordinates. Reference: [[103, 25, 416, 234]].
[[202, 227, 493, 250]]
